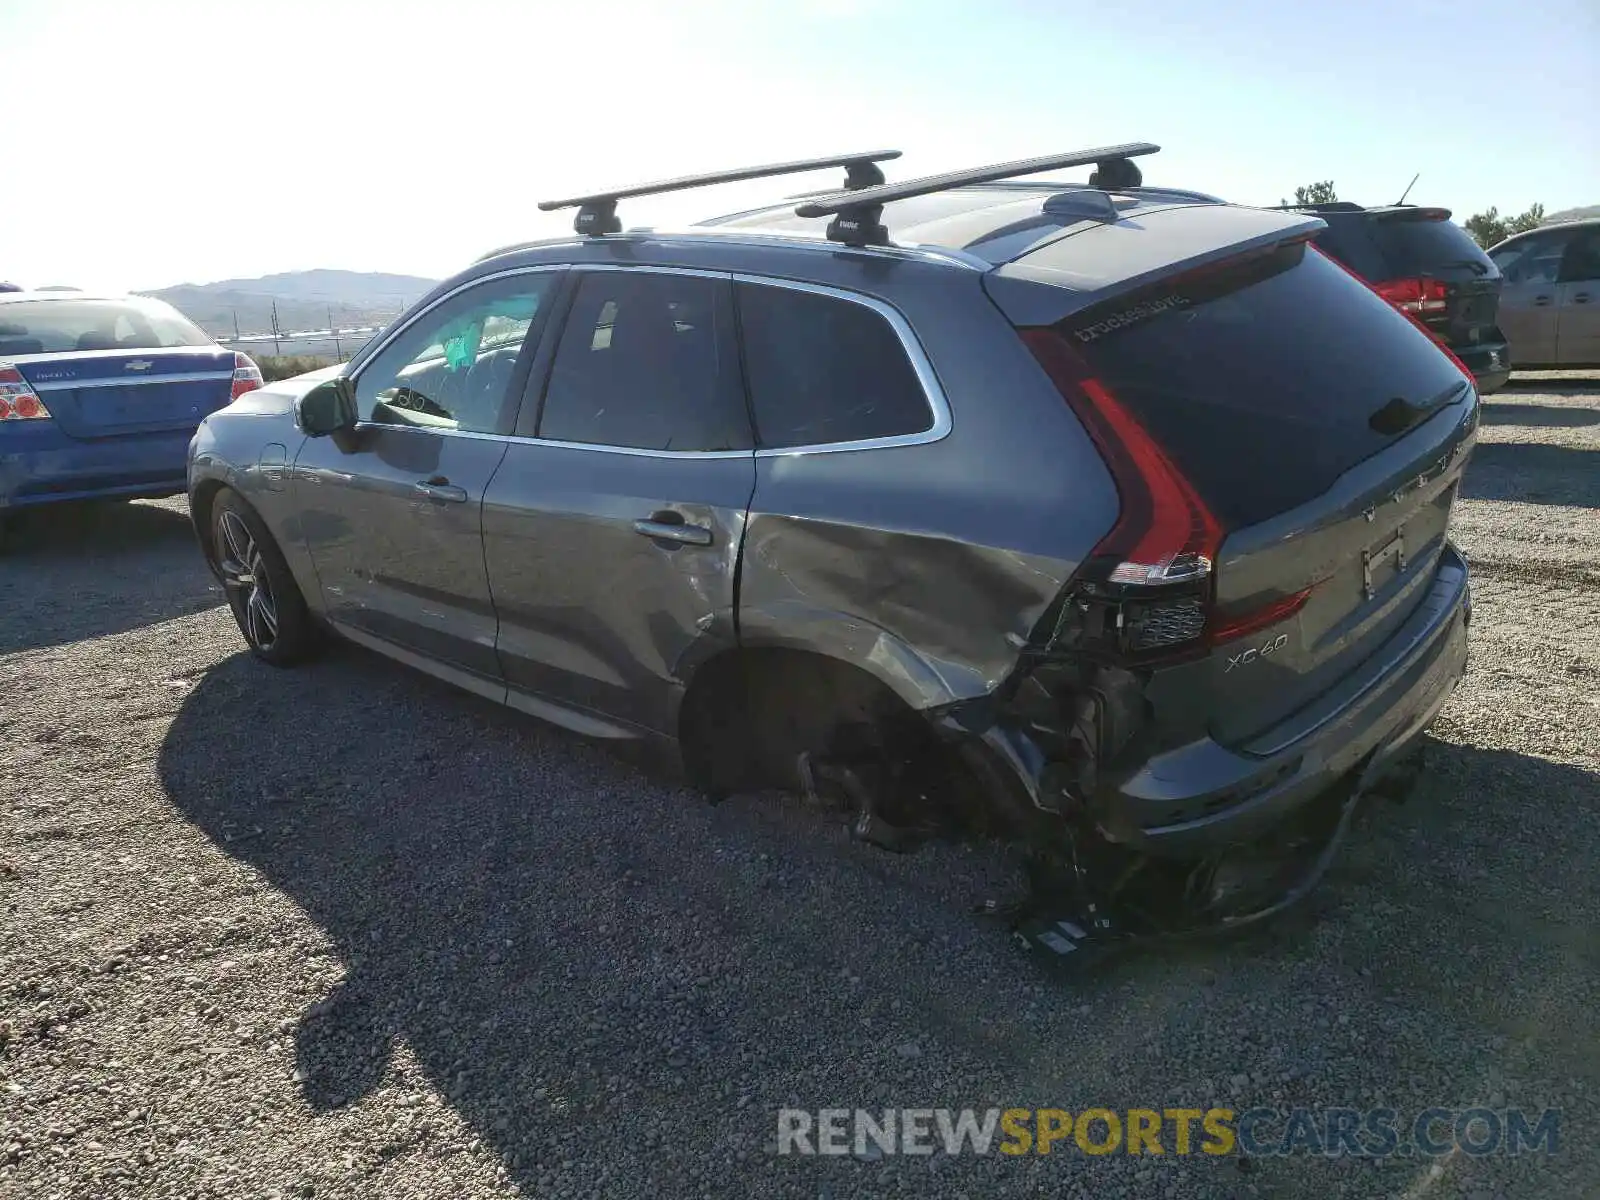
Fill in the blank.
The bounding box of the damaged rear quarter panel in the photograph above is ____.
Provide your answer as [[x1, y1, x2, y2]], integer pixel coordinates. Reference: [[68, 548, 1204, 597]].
[[735, 271, 1121, 711]]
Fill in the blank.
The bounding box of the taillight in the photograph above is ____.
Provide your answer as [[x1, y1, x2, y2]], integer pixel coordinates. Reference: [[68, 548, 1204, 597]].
[[231, 352, 264, 401], [1022, 329, 1320, 660], [0, 362, 51, 421], [1021, 330, 1221, 589], [1372, 277, 1449, 315]]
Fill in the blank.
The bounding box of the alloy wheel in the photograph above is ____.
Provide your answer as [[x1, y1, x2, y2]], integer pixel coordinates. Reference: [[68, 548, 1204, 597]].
[[217, 510, 279, 650]]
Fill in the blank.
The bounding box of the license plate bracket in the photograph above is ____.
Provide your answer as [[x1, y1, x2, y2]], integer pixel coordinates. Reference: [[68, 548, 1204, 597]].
[[1362, 529, 1407, 600]]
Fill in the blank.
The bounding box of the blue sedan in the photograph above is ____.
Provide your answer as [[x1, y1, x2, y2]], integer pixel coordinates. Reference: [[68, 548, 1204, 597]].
[[0, 292, 261, 540]]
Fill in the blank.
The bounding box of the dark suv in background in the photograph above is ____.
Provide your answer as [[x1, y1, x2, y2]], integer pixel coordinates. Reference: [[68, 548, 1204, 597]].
[[1289, 202, 1509, 394], [187, 145, 1476, 957]]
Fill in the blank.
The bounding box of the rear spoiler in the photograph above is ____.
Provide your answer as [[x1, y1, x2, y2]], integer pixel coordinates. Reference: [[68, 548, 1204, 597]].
[[984, 206, 1326, 328], [1373, 206, 1453, 223]]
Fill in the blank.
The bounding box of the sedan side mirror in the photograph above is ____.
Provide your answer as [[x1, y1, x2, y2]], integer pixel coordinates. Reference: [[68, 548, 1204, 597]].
[[295, 377, 358, 437]]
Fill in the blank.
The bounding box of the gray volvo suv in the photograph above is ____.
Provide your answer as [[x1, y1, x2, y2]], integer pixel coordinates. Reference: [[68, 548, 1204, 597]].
[[187, 146, 1475, 957]]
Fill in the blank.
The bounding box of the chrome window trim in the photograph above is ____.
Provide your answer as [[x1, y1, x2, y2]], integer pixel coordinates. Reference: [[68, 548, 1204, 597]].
[[32, 369, 235, 391], [570, 264, 733, 280], [344, 420, 754, 461], [731, 273, 952, 458], [644, 229, 989, 271], [346, 264, 952, 461]]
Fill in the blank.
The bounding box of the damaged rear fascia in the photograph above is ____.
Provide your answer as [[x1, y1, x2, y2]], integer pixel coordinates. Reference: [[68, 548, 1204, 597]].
[[927, 602, 1157, 843]]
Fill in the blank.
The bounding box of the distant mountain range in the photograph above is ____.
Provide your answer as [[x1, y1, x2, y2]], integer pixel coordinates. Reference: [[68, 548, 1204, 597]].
[[1546, 205, 1600, 224], [140, 269, 438, 340]]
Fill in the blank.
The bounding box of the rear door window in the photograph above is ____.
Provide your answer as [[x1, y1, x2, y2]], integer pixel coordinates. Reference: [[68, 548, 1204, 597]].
[[736, 281, 932, 449], [1063, 241, 1469, 528], [538, 271, 750, 452], [1558, 229, 1600, 283]]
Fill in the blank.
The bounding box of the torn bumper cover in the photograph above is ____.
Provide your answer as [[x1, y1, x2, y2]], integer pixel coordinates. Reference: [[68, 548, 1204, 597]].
[[931, 576, 1470, 955]]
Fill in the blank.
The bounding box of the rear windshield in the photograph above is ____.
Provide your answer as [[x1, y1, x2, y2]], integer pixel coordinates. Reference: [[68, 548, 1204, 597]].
[[0, 298, 212, 355], [1369, 214, 1497, 279], [1065, 241, 1469, 528]]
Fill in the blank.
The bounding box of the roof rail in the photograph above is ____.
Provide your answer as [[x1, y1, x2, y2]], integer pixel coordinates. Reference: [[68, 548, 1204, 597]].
[[538, 150, 902, 237], [793, 143, 1160, 246]]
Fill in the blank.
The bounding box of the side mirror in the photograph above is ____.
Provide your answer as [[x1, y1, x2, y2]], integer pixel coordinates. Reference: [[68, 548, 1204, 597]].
[[295, 377, 358, 437]]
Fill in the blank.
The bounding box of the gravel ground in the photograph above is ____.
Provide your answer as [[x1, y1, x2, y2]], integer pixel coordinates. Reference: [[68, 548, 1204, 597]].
[[2, 374, 1597, 1200]]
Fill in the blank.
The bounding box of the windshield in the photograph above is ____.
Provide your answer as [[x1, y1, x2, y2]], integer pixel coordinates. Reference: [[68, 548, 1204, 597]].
[[0, 297, 213, 354]]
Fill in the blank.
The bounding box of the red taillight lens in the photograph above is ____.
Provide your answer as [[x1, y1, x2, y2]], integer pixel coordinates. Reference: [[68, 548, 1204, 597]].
[[1021, 329, 1222, 589], [230, 352, 264, 401], [1372, 277, 1449, 315], [0, 362, 51, 421]]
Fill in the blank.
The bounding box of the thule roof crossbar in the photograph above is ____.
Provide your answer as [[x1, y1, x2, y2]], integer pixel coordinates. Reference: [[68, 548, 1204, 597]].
[[794, 142, 1161, 247], [538, 150, 903, 237]]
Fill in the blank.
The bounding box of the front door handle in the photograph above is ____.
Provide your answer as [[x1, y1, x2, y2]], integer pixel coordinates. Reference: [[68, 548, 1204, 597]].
[[633, 517, 713, 546], [414, 475, 468, 503], [1533, 295, 1553, 306], [1574, 292, 1592, 304]]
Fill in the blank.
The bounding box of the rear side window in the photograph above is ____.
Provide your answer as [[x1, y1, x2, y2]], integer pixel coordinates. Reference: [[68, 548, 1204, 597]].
[[1310, 222, 1387, 280], [1368, 214, 1497, 279], [0, 298, 212, 355], [736, 282, 931, 449], [1064, 242, 1469, 528], [539, 271, 751, 452]]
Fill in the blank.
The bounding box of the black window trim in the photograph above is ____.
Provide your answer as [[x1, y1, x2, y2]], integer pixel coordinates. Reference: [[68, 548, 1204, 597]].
[[731, 273, 952, 458]]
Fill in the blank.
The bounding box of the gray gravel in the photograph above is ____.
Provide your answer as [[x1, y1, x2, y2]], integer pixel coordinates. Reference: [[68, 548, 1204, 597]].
[[3, 374, 1597, 1200]]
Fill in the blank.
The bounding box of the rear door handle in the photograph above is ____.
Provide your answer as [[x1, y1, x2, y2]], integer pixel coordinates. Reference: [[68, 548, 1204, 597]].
[[1533, 296, 1553, 306], [414, 475, 468, 503], [1574, 293, 1592, 304], [633, 518, 713, 546]]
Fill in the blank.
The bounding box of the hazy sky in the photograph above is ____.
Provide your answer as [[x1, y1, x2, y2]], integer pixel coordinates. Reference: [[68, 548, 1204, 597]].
[[4, 0, 1596, 292]]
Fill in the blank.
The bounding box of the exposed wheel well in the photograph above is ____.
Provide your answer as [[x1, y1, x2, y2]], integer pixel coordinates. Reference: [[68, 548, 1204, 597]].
[[677, 645, 990, 837], [678, 646, 922, 793]]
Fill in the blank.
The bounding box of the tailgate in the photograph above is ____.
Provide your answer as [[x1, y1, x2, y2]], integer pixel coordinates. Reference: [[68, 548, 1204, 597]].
[[1049, 236, 1481, 750], [1205, 394, 1476, 745], [15, 349, 235, 438]]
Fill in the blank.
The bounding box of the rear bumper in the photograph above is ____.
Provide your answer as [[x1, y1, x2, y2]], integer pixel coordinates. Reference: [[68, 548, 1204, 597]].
[[1452, 340, 1511, 396], [0, 421, 192, 509], [1100, 544, 1471, 857]]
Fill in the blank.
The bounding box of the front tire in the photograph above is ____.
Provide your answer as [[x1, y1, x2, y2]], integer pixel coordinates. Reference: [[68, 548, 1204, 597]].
[[212, 489, 318, 666]]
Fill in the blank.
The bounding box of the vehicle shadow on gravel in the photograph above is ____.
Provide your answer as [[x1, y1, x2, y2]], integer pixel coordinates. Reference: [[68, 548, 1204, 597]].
[[1461, 442, 1600, 507], [0, 499, 222, 654], [155, 642, 1600, 1196], [1478, 402, 1600, 428]]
